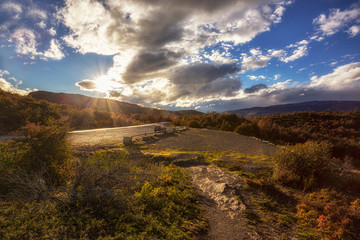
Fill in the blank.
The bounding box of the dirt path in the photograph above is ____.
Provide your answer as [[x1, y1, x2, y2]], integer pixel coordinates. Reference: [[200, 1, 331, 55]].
[[147, 130, 282, 239], [188, 166, 260, 240], [153, 128, 277, 156]]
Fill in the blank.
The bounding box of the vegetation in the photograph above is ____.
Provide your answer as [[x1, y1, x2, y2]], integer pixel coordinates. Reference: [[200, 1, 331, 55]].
[[174, 111, 360, 167], [0, 90, 171, 134], [2, 89, 360, 238], [0, 123, 206, 239]]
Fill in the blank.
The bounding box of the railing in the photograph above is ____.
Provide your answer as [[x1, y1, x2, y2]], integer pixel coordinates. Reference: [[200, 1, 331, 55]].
[[123, 127, 188, 145]]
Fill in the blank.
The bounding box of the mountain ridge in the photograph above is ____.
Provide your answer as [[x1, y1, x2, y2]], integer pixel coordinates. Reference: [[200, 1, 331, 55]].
[[226, 101, 360, 117], [28, 91, 203, 116]]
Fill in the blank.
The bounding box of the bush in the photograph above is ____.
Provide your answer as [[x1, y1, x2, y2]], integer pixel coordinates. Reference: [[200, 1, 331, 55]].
[[234, 121, 259, 136], [0, 122, 70, 200], [17, 122, 70, 186], [296, 189, 360, 239], [273, 141, 333, 190], [0, 152, 206, 239]]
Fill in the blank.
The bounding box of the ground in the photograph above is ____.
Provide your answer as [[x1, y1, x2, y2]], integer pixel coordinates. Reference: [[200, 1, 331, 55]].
[[71, 127, 299, 239], [130, 129, 300, 239]]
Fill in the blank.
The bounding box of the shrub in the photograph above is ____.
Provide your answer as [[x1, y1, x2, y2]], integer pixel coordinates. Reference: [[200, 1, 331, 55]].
[[0, 122, 70, 201], [273, 141, 333, 190], [234, 121, 259, 136], [17, 122, 70, 186], [0, 153, 206, 239], [296, 189, 360, 239]]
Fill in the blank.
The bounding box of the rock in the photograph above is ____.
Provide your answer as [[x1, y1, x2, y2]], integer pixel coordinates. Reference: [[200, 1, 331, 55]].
[[172, 157, 210, 167], [188, 166, 247, 219]]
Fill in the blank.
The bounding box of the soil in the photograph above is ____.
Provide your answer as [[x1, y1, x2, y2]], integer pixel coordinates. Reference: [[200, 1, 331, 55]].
[[151, 128, 277, 156], [147, 129, 286, 239]]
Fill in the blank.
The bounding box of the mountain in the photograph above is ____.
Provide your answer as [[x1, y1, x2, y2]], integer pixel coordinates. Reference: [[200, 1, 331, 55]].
[[28, 91, 203, 116], [226, 101, 360, 117]]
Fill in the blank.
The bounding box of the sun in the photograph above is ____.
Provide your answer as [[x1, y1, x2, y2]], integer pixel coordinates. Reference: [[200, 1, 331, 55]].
[[94, 76, 114, 93]]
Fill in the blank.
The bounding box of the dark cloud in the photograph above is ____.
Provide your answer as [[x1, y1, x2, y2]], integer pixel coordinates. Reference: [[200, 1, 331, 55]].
[[75, 80, 97, 90], [197, 77, 242, 97], [166, 76, 241, 102], [244, 83, 268, 93], [196, 85, 360, 112], [133, 0, 263, 13], [170, 63, 240, 85], [123, 50, 182, 83], [108, 90, 122, 97]]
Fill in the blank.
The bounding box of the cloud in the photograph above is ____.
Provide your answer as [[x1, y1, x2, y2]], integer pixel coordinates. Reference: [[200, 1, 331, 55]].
[[60, 0, 294, 106], [347, 25, 360, 37], [274, 74, 281, 80], [0, 69, 29, 95], [11, 28, 38, 57], [247, 75, 266, 81], [60, 0, 293, 55], [170, 63, 239, 85], [10, 28, 65, 60], [42, 39, 65, 60], [280, 40, 309, 63], [313, 5, 360, 37], [310, 62, 360, 88], [241, 48, 285, 71], [244, 83, 268, 93], [123, 50, 182, 83], [27, 8, 47, 20], [75, 80, 98, 90], [0, 2, 22, 14], [0, 2, 64, 61]]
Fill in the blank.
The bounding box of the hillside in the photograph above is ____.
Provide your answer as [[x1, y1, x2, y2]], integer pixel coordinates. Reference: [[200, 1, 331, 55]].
[[226, 101, 360, 117], [28, 91, 203, 116], [0, 90, 201, 134], [29, 91, 169, 115]]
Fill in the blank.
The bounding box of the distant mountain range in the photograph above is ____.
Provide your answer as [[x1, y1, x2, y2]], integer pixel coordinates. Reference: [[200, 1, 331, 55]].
[[28, 91, 202, 116], [226, 101, 360, 117]]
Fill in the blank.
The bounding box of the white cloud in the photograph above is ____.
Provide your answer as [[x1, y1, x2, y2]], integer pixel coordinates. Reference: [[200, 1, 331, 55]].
[[59, 0, 294, 107], [347, 25, 360, 37], [281, 44, 308, 63], [0, 70, 10, 77], [0, 2, 23, 14], [274, 74, 281, 80], [0, 2, 22, 13], [241, 48, 285, 71], [36, 21, 46, 29], [48, 27, 56, 36], [11, 28, 38, 57], [203, 49, 235, 64], [313, 5, 360, 37], [27, 8, 47, 20], [59, 0, 293, 56], [11, 28, 65, 60], [310, 62, 360, 88], [0, 70, 29, 95], [42, 39, 65, 60], [247, 75, 266, 81]]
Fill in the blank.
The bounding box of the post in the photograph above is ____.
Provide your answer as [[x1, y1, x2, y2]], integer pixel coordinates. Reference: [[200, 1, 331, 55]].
[[123, 136, 133, 145]]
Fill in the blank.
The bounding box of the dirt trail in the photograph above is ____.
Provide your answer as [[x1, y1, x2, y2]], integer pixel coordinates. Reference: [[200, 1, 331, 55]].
[[153, 128, 277, 156], [188, 166, 260, 240], [149, 130, 280, 239]]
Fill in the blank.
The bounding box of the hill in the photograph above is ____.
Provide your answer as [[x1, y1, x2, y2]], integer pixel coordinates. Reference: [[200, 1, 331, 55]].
[[29, 91, 202, 116], [226, 101, 360, 117], [28, 91, 169, 115]]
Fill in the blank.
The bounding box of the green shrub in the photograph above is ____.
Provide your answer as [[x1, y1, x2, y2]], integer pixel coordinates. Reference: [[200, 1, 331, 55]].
[[0, 122, 70, 200], [273, 141, 333, 190]]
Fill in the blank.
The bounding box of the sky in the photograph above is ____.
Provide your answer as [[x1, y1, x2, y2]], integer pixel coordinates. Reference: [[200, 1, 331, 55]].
[[0, 0, 360, 112]]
